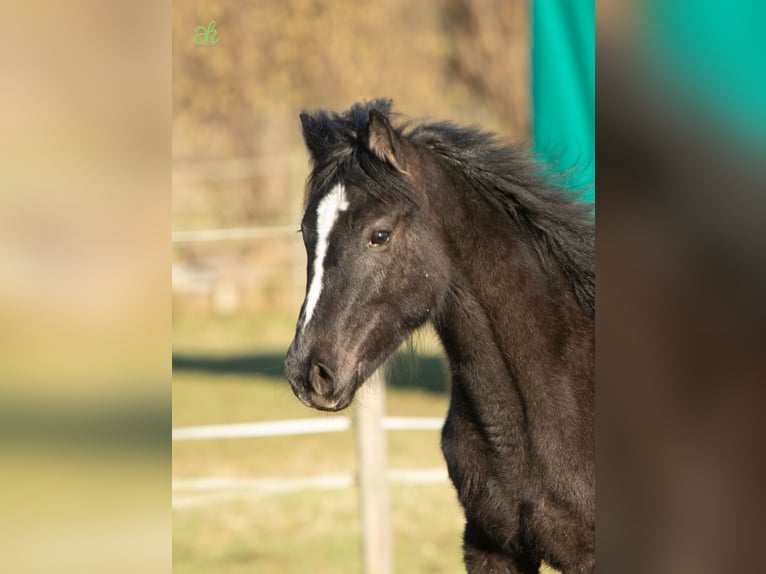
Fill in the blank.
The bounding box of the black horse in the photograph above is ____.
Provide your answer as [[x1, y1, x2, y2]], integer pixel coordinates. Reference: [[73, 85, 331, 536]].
[[284, 100, 594, 573]]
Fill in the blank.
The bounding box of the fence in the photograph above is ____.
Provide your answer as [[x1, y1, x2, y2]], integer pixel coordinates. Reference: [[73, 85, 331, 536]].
[[173, 155, 308, 315], [173, 220, 447, 574], [172, 223, 305, 315], [172, 415, 443, 441], [172, 375, 447, 574]]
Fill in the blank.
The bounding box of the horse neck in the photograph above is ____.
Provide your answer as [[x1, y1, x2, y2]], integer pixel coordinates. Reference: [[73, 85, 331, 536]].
[[426, 168, 594, 403]]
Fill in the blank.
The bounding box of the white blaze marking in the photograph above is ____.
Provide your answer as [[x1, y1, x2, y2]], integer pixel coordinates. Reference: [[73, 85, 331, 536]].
[[302, 183, 349, 332]]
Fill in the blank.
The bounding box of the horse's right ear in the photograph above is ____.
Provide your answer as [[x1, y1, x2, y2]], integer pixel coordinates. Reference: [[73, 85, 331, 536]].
[[300, 112, 325, 162], [366, 109, 407, 173]]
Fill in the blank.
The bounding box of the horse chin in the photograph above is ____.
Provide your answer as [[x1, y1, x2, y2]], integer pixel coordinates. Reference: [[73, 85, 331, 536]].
[[309, 395, 353, 412]]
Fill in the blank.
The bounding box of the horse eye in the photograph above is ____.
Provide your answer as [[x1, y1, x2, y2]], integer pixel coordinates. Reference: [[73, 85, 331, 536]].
[[369, 229, 391, 247]]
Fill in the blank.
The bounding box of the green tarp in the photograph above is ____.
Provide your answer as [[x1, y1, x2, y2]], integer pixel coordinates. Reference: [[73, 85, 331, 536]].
[[531, 1, 595, 201]]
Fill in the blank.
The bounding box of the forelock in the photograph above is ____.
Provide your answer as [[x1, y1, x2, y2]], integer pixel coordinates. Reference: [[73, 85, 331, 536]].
[[301, 100, 416, 207]]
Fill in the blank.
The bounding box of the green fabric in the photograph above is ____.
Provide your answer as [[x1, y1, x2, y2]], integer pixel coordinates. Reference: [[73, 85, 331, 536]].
[[531, 1, 595, 201], [643, 0, 766, 152]]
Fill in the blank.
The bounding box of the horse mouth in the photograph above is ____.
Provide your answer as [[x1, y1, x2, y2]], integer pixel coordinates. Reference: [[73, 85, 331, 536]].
[[297, 390, 354, 412], [290, 380, 358, 412], [285, 344, 371, 413], [309, 395, 352, 412]]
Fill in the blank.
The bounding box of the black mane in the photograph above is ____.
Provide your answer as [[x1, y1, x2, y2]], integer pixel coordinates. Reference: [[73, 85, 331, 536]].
[[301, 99, 595, 315], [409, 121, 595, 315]]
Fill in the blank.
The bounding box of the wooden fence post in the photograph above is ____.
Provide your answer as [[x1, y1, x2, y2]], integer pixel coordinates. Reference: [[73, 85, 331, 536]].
[[354, 368, 393, 574]]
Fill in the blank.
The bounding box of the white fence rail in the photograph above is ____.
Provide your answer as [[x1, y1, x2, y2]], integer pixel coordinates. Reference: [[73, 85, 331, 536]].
[[172, 416, 443, 441], [172, 225, 298, 244], [172, 469, 450, 511]]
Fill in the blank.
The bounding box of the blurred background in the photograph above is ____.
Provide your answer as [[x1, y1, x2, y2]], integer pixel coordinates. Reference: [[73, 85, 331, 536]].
[[172, 0, 533, 323], [4, 0, 764, 573], [171, 1, 590, 573]]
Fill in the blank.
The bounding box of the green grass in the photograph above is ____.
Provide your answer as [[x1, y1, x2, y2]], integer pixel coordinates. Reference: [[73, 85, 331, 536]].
[[173, 313, 558, 573], [173, 485, 468, 574]]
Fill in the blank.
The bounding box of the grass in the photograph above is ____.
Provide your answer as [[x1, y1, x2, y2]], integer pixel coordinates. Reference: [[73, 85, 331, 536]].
[[173, 313, 558, 573], [173, 485, 468, 574]]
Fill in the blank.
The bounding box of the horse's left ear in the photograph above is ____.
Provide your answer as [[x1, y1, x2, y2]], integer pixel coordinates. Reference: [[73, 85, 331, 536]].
[[300, 111, 330, 163], [366, 109, 407, 173]]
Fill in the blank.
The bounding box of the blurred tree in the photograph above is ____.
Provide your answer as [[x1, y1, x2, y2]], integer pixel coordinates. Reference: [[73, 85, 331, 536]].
[[173, 0, 531, 227], [172, 0, 536, 313], [443, 0, 529, 137]]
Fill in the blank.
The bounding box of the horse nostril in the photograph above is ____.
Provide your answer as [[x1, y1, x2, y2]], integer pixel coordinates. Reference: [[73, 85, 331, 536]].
[[309, 362, 335, 396]]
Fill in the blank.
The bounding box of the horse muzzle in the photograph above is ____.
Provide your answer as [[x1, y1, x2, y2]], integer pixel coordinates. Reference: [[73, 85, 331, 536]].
[[284, 343, 355, 412]]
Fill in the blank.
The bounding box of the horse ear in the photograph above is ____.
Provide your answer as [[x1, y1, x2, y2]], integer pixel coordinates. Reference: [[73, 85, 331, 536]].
[[366, 109, 406, 172], [300, 111, 326, 162]]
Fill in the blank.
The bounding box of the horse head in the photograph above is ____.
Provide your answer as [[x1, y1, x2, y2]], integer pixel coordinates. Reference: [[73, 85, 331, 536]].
[[284, 102, 449, 411]]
